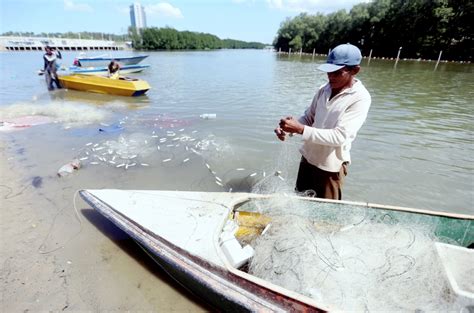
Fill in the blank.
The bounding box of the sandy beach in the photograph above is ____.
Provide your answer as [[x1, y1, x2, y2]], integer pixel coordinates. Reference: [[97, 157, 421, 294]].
[[0, 140, 207, 312]]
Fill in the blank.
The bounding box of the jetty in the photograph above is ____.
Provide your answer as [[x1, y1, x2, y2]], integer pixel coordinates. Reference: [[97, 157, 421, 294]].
[[0, 36, 127, 51]]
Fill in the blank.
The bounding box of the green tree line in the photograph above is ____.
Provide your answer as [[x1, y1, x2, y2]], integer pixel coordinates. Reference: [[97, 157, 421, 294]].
[[273, 0, 473, 61], [134, 27, 266, 50]]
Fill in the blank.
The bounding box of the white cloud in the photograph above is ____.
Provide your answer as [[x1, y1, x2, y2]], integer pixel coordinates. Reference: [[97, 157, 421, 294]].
[[146, 3, 183, 18], [64, 0, 93, 12], [266, 0, 370, 13]]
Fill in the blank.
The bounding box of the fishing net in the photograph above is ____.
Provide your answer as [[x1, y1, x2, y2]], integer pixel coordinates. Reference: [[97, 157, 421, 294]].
[[244, 196, 472, 311]]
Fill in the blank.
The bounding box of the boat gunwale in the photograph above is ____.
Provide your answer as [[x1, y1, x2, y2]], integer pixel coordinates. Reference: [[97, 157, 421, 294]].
[[242, 193, 474, 220], [69, 64, 151, 74], [77, 55, 149, 62]]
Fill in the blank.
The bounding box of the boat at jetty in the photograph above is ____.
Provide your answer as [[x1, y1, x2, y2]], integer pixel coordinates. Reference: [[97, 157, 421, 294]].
[[76, 54, 148, 67], [59, 75, 150, 97], [79, 190, 474, 311], [68, 64, 150, 76]]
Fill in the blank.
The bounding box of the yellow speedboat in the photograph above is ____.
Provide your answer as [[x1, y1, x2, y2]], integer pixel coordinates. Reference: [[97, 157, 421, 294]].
[[58, 74, 150, 97]]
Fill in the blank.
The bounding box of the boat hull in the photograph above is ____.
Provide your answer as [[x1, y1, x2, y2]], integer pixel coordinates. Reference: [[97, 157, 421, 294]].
[[78, 55, 148, 67], [69, 64, 150, 76], [79, 190, 474, 311], [58, 74, 150, 97]]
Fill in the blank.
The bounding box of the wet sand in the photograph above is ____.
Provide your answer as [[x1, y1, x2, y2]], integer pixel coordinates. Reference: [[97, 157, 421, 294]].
[[0, 139, 208, 311]]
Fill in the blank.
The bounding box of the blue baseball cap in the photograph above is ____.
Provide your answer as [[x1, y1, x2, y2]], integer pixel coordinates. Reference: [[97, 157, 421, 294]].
[[318, 43, 362, 72]]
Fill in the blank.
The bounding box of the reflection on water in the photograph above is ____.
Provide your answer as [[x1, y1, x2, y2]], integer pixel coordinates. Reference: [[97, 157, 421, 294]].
[[48, 89, 151, 108], [0, 50, 472, 214]]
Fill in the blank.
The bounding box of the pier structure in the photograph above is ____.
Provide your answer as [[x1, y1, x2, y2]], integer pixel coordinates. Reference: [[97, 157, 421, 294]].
[[0, 36, 128, 51]]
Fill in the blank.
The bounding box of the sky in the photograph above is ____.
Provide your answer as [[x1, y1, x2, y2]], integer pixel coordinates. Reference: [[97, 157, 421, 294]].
[[0, 0, 370, 44]]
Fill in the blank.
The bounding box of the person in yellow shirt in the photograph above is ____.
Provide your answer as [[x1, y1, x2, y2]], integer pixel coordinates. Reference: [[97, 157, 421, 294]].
[[108, 60, 120, 79]]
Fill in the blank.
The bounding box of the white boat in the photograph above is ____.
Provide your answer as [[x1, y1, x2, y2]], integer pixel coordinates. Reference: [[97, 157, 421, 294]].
[[79, 190, 474, 311], [68, 64, 150, 76], [77, 54, 148, 67]]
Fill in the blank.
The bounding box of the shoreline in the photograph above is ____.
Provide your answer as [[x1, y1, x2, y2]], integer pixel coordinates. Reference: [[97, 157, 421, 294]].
[[0, 139, 207, 311]]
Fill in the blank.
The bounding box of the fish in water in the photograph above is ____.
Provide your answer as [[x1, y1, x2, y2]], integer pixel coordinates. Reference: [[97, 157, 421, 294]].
[[32, 176, 43, 188]]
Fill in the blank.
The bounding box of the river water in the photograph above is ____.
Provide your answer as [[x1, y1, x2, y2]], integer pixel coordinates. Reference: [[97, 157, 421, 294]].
[[0, 50, 473, 310], [1, 50, 472, 213]]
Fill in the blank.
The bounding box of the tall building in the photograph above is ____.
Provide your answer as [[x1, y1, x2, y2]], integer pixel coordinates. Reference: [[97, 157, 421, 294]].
[[130, 3, 147, 31]]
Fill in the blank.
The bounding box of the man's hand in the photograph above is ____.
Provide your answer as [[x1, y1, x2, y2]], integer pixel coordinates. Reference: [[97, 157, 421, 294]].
[[279, 116, 304, 135], [274, 127, 287, 141]]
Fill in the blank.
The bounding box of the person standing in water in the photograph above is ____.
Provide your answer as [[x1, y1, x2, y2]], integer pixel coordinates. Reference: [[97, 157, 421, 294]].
[[275, 43, 371, 200], [43, 46, 62, 91]]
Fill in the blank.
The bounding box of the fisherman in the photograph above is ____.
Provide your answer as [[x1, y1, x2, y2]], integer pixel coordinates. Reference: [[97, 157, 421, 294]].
[[108, 60, 120, 79], [275, 43, 371, 200], [43, 45, 62, 91]]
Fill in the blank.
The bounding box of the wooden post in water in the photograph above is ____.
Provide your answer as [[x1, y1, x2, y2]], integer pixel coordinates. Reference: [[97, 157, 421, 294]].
[[312, 48, 315, 59], [367, 49, 373, 65], [328, 48, 331, 56], [434, 51, 443, 71], [289, 48, 292, 55], [278, 47, 281, 54], [299, 48, 302, 56], [394, 46, 402, 68]]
